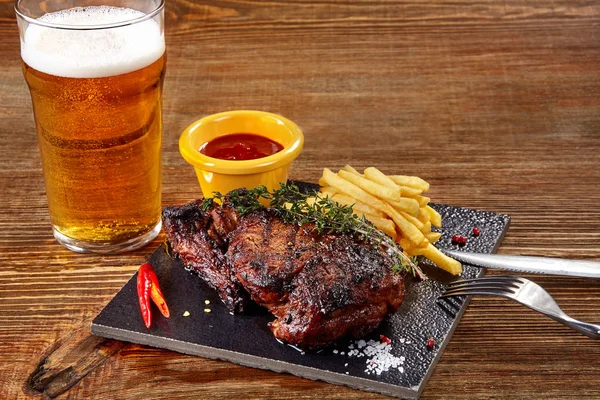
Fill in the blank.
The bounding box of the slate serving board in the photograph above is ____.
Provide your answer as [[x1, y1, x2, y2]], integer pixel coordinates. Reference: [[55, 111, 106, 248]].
[[91, 184, 510, 399]]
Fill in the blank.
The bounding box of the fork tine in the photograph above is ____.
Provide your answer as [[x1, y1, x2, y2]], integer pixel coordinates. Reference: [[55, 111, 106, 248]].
[[442, 276, 600, 339], [448, 276, 524, 289], [448, 275, 524, 285], [441, 288, 513, 298], [442, 276, 524, 301], [444, 281, 520, 295], [446, 282, 520, 293]]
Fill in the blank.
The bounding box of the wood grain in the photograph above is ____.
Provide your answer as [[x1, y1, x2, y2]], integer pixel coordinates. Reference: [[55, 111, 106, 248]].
[[1, 0, 600, 399], [24, 324, 127, 398]]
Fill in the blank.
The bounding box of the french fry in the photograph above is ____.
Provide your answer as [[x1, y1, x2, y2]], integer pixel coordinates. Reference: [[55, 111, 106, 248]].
[[399, 185, 423, 197], [421, 221, 432, 234], [421, 243, 462, 275], [328, 168, 424, 245], [398, 238, 412, 251], [362, 215, 397, 239], [321, 168, 389, 212], [398, 210, 424, 231], [404, 248, 427, 256], [364, 167, 401, 191], [319, 165, 460, 276], [399, 238, 427, 256], [426, 205, 442, 228], [319, 186, 338, 198], [342, 164, 362, 176], [389, 175, 430, 192], [424, 231, 441, 243], [417, 207, 430, 224], [338, 170, 402, 202], [384, 205, 425, 246], [388, 198, 420, 216], [331, 193, 385, 217], [414, 195, 430, 207]]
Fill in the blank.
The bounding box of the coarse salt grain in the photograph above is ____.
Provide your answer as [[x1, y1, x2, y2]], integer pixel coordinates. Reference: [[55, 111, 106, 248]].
[[345, 338, 407, 376]]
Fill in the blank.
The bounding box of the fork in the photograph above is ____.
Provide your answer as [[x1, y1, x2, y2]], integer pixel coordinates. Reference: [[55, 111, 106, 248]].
[[441, 276, 600, 339]]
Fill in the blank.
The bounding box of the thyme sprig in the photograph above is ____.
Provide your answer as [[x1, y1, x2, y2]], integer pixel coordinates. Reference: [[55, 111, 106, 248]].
[[206, 184, 425, 279]]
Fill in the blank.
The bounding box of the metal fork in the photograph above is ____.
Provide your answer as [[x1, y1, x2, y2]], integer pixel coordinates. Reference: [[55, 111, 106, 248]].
[[441, 276, 600, 339]]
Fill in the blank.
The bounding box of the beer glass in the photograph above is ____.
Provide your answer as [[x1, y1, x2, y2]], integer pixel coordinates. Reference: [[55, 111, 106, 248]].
[[16, 0, 165, 253]]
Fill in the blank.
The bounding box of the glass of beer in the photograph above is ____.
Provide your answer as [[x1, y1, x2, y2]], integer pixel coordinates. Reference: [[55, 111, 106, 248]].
[[16, 0, 165, 253]]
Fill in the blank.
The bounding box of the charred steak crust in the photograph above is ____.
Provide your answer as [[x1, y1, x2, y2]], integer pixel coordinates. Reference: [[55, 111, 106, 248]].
[[227, 211, 307, 311], [273, 236, 405, 348], [229, 212, 405, 348], [162, 200, 248, 313], [162, 194, 405, 349]]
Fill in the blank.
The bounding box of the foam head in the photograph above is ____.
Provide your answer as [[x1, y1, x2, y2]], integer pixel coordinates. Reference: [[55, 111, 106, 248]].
[[21, 6, 165, 78]]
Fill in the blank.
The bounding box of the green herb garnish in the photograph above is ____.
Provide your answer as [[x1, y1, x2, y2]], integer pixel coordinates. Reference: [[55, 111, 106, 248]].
[[200, 197, 215, 212], [207, 183, 425, 279]]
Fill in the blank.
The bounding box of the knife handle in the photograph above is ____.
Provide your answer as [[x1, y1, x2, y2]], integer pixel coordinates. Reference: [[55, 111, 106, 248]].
[[443, 250, 600, 278]]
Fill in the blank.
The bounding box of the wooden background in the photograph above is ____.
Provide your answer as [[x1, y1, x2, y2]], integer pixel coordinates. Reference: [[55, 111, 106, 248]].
[[1, 0, 600, 398]]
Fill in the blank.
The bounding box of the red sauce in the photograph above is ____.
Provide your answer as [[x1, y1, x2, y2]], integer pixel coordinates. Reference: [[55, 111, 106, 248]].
[[199, 133, 284, 161]]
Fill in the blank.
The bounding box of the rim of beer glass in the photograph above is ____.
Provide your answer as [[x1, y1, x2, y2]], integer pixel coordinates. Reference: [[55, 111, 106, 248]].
[[15, 0, 164, 30]]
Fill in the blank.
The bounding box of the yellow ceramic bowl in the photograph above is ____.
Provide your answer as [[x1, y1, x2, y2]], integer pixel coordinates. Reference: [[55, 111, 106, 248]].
[[179, 110, 304, 198]]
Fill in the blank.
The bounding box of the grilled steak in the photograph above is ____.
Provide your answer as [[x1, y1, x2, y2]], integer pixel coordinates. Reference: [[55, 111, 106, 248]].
[[162, 191, 405, 349], [162, 199, 248, 313]]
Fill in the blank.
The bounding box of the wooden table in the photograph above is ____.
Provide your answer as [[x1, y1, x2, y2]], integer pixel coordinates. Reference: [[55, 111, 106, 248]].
[[2, 0, 600, 398]]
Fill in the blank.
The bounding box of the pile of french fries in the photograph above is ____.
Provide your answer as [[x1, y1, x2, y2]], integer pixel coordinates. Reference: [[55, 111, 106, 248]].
[[315, 166, 462, 275]]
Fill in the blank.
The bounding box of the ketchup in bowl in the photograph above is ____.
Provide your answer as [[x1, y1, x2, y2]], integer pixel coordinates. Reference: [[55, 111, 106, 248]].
[[199, 133, 284, 161]]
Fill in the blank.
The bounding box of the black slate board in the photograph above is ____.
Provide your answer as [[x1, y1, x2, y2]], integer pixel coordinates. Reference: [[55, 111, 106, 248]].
[[91, 187, 510, 399]]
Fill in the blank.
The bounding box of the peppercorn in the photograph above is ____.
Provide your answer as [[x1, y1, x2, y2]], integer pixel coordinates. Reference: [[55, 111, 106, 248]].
[[427, 337, 435, 349]]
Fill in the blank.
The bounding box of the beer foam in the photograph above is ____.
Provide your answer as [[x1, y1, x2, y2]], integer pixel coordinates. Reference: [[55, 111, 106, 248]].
[[21, 6, 165, 78]]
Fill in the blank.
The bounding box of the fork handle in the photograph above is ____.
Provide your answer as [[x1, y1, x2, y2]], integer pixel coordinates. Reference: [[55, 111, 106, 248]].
[[527, 296, 600, 339], [547, 314, 600, 339]]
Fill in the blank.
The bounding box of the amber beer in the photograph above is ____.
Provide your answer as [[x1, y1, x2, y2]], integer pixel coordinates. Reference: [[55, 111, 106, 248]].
[[18, 4, 166, 252]]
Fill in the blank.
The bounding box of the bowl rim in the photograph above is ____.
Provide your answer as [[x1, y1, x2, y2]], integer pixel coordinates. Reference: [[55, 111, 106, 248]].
[[179, 110, 304, 175]]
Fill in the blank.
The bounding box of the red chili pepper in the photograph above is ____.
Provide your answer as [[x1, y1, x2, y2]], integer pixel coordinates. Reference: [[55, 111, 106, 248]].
[[137, 263, 170, 328]]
